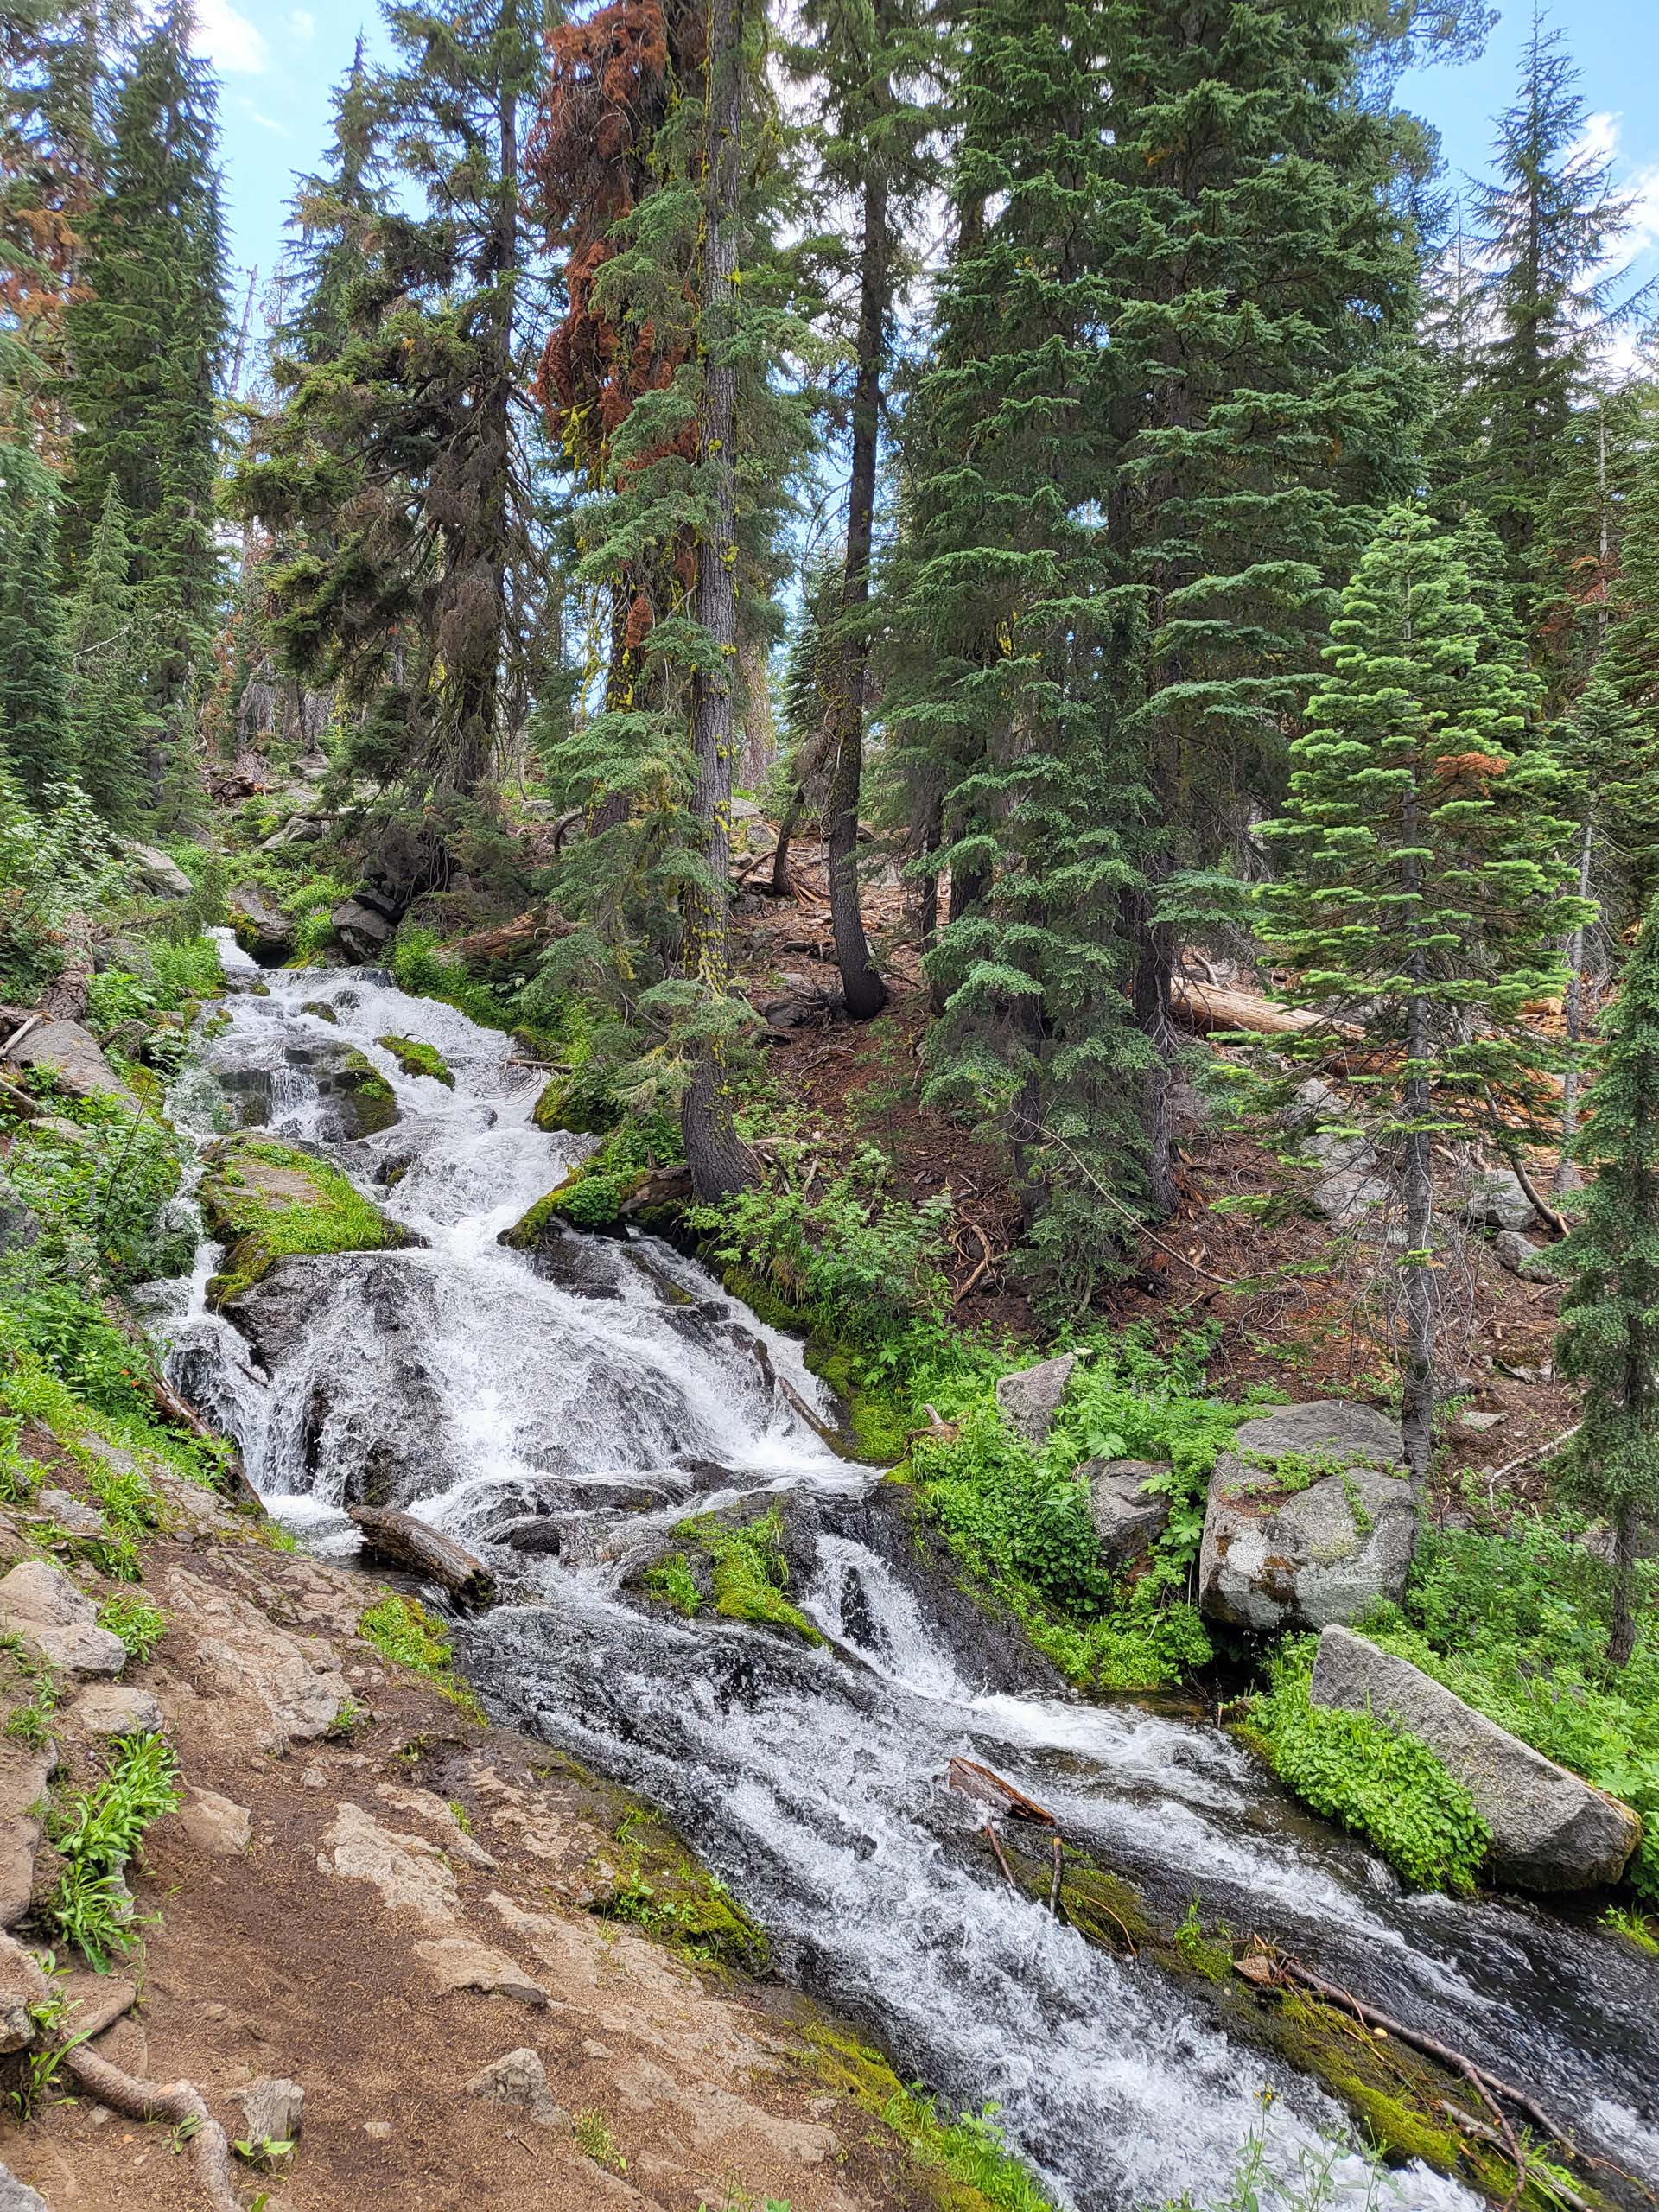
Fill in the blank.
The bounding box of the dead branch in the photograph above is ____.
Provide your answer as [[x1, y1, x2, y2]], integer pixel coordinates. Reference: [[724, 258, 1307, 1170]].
[[1436, 2105, 1594, 2212], [1486, 1423, 1581, 1487], [982, 1821, 1018, 1891], [952, 1219, 995, 1305]]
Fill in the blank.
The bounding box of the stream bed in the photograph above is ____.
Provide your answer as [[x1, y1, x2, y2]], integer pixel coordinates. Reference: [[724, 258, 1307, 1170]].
[[151, 942, 1659, 2212]]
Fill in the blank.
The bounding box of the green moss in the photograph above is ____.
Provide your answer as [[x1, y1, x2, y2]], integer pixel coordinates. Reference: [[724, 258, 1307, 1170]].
[[358, 1593, 486, 1723], [794, 2022, 1057, 2211], [531, 1074, 608, 1134], [588, 1803, 771, 1974], [200, 1135, 410, 1307], [504, 1166, 642, 1244], [301, 1001, 338, 1024], [640, 1553, 702, 1616], [699, 1509, 822, 1643], [333, 1049, 397, 1133], [377, 1034, 454, 1086]]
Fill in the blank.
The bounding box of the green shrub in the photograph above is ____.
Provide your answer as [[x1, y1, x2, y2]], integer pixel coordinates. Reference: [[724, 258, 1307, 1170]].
[[97, 1595, 166, 1666], [3, 1090, 192, 1285], [47, 1729, 181, 1968], [1247, 1639, 1491, 1892], [391, 924, 520, 1027]]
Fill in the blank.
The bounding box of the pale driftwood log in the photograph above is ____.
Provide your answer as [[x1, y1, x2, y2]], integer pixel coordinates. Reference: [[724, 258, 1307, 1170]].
[[349, 1506, 496, 1607], [1169, 976, 1344, 1039]]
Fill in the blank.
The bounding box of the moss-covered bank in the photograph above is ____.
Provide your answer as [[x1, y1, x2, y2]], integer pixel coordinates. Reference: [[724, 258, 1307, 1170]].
[[199, 1134, 412, 1306]]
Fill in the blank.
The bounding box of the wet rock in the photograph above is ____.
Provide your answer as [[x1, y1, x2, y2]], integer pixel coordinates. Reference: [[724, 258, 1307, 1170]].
[[0, 1560, 125, 1678], [1492, 1228, 1552, 1282], [1198, 1402, 1416, 1633], [231, 886, 297, 966], [35, 1487, 105, 1536], [124, 841, 193, 898], [1085, 1460, 1173, 1568], [68, 1684, 164, 1738], [995, 1354, 1078, 1446], [332, 894, 397, 964], [0, 2161, 48, 2209], [415, 1936, 546, 2006], [3, 1018, 134, 1103], [466, 2046, 569, 2127], [234, 2075, 305, 2145], [0, 1739, 54, 1928], [1311, 1626, 1642, 1891], [176, 1784, 252, 1856], [1464, 1168, 1535, 1233]]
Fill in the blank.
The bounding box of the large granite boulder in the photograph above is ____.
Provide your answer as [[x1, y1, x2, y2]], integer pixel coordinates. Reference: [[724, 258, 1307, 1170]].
[[331, 892, 398, 963], [1198, 1401, 1416, 1633], [1464, 1168, 1535, 1234], [1311, 1626, 1642, 1891], [995, 1354, 1077, 1446], [230, 885, 297, 966], [3, 1019, 134, 1103], [124, 841, 193, 899], [1086, 1459, 1172, 1568]]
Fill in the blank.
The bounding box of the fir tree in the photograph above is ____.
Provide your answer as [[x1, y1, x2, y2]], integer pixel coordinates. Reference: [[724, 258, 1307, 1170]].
[[63, 475, 152, 827], [65, 2, 226, 725], [1465, 16, 1649, 623], [0, 438, 68, 800], [1262, 506, 1579, 1487], [1554, 905, 1659, 1665]]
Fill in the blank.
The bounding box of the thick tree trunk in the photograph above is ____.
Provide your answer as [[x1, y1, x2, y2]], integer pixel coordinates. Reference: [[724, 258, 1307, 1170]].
[[1130, 898, 1179, 1220], [738, 631, 776, 791], [825, 154, 888, 1020], [1555, 808, 1594, 1193], [680, 0, 750, 1203], [1401, 994, 1437, 1494], [769, 783, 801, 896]]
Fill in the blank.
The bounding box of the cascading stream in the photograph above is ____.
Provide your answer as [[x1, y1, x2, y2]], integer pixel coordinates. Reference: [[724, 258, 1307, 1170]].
[[156, 940, 1659, 2212]]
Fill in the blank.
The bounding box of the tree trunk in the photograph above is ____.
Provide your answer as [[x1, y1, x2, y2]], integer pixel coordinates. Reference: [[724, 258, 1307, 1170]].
[[1401, 988, 1437, 1494], [1609, 1503, 1641, 1668], [1555, 808, 1594, 1193], [824, 149, 889, 1020], [738, 630, 776, 791], [680, 0, 750, 1203], [918, 790, 943, 951], [769, 783, 801, 896], [1130, 897, 1179, 1219], [931, 845, 988, 1015]]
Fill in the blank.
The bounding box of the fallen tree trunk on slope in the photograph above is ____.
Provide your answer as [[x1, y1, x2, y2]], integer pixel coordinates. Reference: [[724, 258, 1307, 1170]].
[[1169, 976, 1349, 1039], [349, 1506, 496, 1607]]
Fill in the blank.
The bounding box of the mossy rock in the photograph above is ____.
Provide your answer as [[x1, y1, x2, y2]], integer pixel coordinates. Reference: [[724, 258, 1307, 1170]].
[[503, 1166, 644, 1245], [630, 1504, 823, 1645], [586, 1803, 771, 1975], [529, 1072, 612, 1135], [200, 1134, 413, 1306], [327, 1048, 398, 1135], [377, 1033, 454, 1086], [301, 1000, 339, 1024]]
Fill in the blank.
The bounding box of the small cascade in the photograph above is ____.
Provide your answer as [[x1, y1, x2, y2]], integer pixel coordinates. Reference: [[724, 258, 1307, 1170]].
[[143, 950, 1659, 2212]]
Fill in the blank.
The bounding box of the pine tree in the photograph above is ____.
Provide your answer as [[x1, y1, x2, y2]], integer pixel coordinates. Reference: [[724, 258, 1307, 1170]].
[[275, 37, 382, 370], [65, 3, 226, 728], [1262, 506, 1580, 1487], [1465, 16, 1649, 625], [0, 438, 69, 800], [63, 475, 152, 827], [1554, 905, 1659, 1665]]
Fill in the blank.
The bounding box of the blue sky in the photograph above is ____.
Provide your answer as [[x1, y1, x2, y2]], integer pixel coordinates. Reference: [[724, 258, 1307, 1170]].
[[191, 0, 1659, 341]]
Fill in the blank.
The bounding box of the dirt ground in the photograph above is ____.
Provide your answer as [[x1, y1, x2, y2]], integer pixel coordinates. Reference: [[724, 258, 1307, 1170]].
[[0, 1433, 948, 2212]]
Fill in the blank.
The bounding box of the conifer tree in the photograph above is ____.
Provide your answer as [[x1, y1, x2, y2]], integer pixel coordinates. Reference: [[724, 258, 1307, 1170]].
[[1465, 17, 1648, 624], [1554, 905, 1659, 1665], [65, 3, 227, 721], [1262, 506, 1579, 1487], [63, 476, 152, 827], [0, 438, 68, 800]]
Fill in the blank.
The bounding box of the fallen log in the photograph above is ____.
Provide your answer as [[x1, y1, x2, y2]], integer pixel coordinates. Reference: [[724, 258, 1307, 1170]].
[[947, 1756, 1058, 1827], [349, 1506, 496, 1607], [454, 907, 570, 971], [1169, 976, 1344, 1039]]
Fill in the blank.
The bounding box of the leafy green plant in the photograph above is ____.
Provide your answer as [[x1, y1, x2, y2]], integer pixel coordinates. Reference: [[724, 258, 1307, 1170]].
[[1245, 1641, 1490, 1892], [97, 1594, 166, 1666], [1602, 1904, 1659, 1955], [325, 1695, 371, 1741], [641, 1552, 702, 1617], [232, 2137, 296, 2171], [47, 1730, 181, 1968], [684, 1510, 822, 1643], [573, 2109, 627, 2171]]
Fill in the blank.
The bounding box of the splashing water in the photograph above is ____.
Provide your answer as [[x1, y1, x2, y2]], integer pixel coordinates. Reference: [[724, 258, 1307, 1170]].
[[152, 943, 1659, 2211]]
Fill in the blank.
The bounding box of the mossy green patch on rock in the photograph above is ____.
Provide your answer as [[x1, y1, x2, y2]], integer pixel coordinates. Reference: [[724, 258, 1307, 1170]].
[[638, 1507, 823, 1644], [331, 1048, 397, 1135], [587, 1802, 771, 1974], [503, 1165, 642, 1244], [200, 1135, 411, 1306], [301, 1000, 338, 1024], [359, 1593, 486, 1722], [377, 1033, 454, 1086]]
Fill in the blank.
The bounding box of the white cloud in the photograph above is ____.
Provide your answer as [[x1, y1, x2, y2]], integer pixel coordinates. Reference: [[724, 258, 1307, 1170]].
[[191, 0, 270, 75], [238, 95, 289, 137], [288, 9, 315, 39]]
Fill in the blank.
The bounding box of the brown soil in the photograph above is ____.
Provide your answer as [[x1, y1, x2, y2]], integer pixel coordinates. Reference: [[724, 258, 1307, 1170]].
[[0, 1437, 956, 2212]]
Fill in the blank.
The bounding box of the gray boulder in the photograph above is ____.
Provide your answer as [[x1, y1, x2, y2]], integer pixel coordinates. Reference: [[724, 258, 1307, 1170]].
[[3, 1019, 133, 1103], [124, 841, 193, 899], [259, 814, 325, 851], [0, 1176, 39, 1256], [1198, 1401, 1416, 1633], [995, 1354, 1077, 1446], [0, 2162, 48, 2210], [0, 1560, 125, 1678], [231, 886, 296, 966], [1492, 1228, 1553, 1282], [1465, 1168, 1535, 1233], [1308, 1168, 1390, 1229], [331, 895, 397, 963], [466, 2046, 567, 2129], [1086, 1460, 1172, 1567], [1311, 1626, 1642, 1891]]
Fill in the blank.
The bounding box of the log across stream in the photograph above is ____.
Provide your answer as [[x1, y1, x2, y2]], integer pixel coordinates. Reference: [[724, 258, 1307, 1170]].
[[154, 939, 1659, 2212]]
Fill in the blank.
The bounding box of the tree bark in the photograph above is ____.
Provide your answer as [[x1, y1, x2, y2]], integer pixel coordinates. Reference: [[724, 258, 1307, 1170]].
[[1401, 982, 1437, 1494], [1610, 1502, 1641, 1668], [769, 782, 801, 896], [1130, 897, 1179, 1220], [680, 0, 751, 1203], [1555, 807, 1594, 1192], [824, 140, 889, 1020]]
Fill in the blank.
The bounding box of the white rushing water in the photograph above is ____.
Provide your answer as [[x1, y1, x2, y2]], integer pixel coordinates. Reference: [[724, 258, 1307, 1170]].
[[156, 943, 1659, 2212]]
